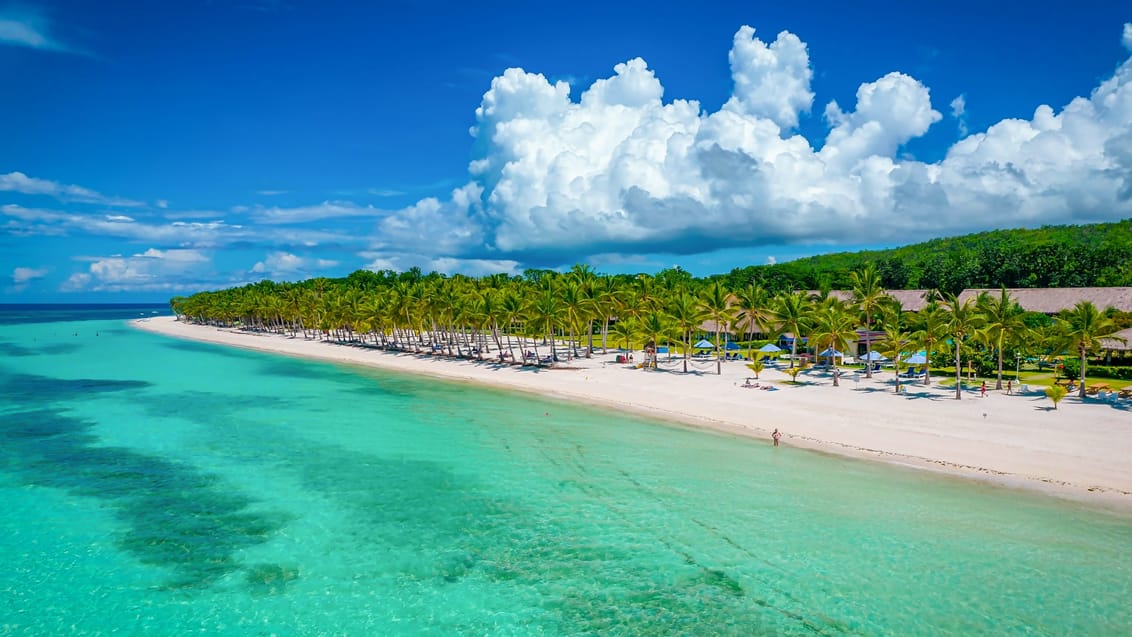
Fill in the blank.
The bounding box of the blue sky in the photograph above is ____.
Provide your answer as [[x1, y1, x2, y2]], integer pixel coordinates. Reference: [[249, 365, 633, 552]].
[[3, 1, 1131, 301]]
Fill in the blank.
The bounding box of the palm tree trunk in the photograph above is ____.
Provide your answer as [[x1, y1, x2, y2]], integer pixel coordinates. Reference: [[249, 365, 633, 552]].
[[1079, 348, 1088, 399], [601, 316, 610, 354], [996, 345, 1004, 390], [864, 316, 873, 379], [683, 330, 689, 373], [954, 342, 962, 400]]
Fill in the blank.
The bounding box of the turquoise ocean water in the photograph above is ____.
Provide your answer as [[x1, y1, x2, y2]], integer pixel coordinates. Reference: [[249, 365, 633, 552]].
[[1, 305, 1130, 636]]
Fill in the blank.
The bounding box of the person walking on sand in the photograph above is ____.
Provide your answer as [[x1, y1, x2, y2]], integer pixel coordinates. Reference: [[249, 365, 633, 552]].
[[772, 428, 782, 447], [980, 381, 987, 398], [1006, 380, 1013, 395]]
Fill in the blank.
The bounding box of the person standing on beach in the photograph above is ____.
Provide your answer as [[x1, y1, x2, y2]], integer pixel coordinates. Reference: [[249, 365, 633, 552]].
[[980, 381, 987, 398], [772, 429, 782, 447]]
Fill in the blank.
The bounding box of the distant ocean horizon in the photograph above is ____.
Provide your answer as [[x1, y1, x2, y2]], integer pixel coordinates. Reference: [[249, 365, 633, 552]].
[[2, 304, 1130, 635]]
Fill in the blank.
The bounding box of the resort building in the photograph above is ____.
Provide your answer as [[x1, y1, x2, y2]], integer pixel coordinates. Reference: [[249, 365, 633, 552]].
[[695, 286, 1132, 361], [956, 287, 1132, 314]]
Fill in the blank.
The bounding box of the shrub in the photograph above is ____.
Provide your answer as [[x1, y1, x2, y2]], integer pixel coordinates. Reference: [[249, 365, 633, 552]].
[[1045, 385, 1068, 410], [1061, 359, 1132, 381]]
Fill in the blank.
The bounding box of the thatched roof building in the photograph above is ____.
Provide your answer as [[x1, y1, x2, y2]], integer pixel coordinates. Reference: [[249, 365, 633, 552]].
[[885, 289, 934, 312], [957, 287, 1132, 314], [1101, 327, 1132, 352]]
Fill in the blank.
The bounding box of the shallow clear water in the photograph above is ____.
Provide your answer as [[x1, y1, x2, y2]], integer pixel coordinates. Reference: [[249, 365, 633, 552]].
[[2, 306, 1130, 635]]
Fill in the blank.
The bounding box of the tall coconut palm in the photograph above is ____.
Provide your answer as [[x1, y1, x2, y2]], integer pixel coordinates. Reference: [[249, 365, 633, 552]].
[[498, 287, 527, 361], [879, 324, 911, 394], [559, 279, 586, 360], [850, 263, 887, 379], [569, 264, 599, 357], [734, 283, 773, 360], [591, 276, 623, 354], [639, 311, 677, 370], [529, 279, 562, 364], [943, 294, 983, 400], [667, 291, 711, 373], [609, 317, 639, 352], [1060, 301, 1126, 399], [977, 288, 1029, 390], [773, 291, 811, 369], [699, 282, 735, 375], [809, 300, 858, 387], [909, 303, 948, 386]]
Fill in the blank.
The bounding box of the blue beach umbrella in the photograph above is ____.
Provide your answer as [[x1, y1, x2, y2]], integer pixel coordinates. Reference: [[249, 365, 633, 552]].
[[758, 343, 782, 353], [694, 339, 714, 349], [905, 353, 928, 365], [862, 351, 888, 361], [818, 348, 844, 357], [725, 341, 741, 351]]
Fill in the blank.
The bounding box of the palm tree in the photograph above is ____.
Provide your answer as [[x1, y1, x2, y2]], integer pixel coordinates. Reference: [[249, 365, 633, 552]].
[[609, 317, 639, 353], [1045, 385, 1069, 410], [570, 264, 600, 357], [700, 282, 735, 375], [667, 292, 711, 373], [1060, 301, 1126, 399], [498, 287, 527, 362], [910, 303, 948, 386], [529, 279, 562, 365], [977, 288, 1030, 390], [943, 294, 983, 400], [850, 263, 887, 379], [639, 312, 677, 370], [734, 283, 772, 359], [559, 279, 586, 360], [809, 301, 858, 386], [590, 276, 622, 354], [879, 324, 911, 394], [773, 292, 811, 369]]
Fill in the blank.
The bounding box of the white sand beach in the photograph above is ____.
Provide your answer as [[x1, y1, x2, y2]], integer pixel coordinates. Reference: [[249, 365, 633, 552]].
[[134, 316, 1132, 510]]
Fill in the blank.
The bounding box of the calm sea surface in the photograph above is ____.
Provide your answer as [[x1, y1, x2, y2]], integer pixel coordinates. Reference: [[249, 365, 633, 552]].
[[1, 305, 1130, 635]]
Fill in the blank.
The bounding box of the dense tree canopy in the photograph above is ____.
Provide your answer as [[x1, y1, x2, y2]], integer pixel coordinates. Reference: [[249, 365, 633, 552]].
[[710, 220, 1132, 294]]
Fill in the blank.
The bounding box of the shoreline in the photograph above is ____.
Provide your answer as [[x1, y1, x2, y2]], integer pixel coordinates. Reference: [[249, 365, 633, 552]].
[[133, 316, 1132, 513]]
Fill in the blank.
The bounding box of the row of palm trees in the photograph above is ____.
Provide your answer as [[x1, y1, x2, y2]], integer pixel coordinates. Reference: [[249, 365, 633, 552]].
[[170, 264, 1126, 400]]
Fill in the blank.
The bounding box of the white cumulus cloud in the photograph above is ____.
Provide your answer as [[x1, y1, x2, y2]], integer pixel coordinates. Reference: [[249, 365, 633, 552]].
[[251, 251, 339, 278], [0, 172, 142, 206], [12, 266, 48, 284], [62, 249, 213, 292], [950, 94, 968, 137], [723, 26, 814, 130], [0, 10, 83, 55], [362, 251, 519, 278], [370, 23, 1132, 267]]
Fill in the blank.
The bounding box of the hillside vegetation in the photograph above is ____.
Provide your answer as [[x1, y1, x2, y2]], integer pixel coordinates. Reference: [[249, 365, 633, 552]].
[[712, 220, 1132, 293]]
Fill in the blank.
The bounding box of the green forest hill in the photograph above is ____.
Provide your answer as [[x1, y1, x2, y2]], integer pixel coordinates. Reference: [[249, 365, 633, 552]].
[[710, 219, 1132, 294]]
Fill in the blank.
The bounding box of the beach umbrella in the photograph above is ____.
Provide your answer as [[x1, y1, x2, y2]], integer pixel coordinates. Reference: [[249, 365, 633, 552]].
[[818, 348, 844, 357], [905, 353, 928, 365], [725, 341, 741, 351], [758, 343, 782, 353], [693, 339, 714, 349], [862, 351, 888, 361]]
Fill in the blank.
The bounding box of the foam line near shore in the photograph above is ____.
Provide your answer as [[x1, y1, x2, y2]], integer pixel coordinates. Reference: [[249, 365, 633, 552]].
[[134, 316, 1132, 512]]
